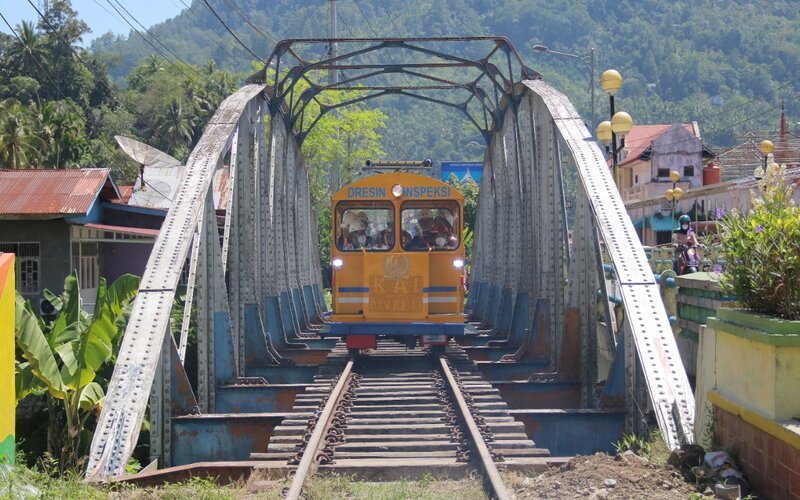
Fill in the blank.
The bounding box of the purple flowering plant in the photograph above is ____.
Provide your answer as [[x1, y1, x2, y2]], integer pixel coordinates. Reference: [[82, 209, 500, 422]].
[[716, 157, 800, 320]]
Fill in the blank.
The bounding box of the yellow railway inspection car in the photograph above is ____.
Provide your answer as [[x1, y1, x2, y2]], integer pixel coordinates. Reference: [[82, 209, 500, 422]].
[[326, 172, 466, 350]]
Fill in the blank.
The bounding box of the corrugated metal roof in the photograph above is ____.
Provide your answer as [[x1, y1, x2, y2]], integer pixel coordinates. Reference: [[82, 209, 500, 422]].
[[0, 168, 118, 216]]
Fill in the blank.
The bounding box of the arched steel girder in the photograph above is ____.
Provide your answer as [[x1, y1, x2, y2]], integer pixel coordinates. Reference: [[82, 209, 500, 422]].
[[246, 37, 541, 147], [296, 87, 493, 145]]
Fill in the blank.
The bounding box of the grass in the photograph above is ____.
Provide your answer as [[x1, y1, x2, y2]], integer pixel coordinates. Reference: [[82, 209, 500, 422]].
[[250, 473, 486, 499], [1, 465, 488, 500], [0, 464, 245, 500]]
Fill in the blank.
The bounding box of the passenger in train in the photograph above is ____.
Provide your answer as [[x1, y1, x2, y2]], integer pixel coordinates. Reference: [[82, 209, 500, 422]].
[[349, 221, 372, 249], [339, 212, 357, 249], [431, 213, 457, 249]]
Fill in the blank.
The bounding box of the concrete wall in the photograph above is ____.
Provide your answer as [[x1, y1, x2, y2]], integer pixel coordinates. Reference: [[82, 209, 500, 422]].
[[0, 253, 15, 463], [0, 219, 71, 311], [695, 310, 800, 498], [650, 125, 703, 187]]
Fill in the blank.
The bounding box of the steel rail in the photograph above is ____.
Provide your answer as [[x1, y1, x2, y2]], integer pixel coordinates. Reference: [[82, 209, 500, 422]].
[[438, 356, 510, 500], [285, 358, 355, 500]]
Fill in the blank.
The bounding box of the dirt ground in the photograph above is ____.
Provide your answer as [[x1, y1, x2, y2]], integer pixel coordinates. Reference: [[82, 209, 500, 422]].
[[505, 452, 699, 499]]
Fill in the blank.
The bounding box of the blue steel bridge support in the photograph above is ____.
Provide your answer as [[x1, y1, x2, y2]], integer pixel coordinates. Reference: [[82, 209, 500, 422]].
[[86, 37, 694, 480]]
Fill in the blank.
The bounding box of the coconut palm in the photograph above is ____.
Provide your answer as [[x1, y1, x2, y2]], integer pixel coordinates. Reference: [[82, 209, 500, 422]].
[[6, 21, 48, 80], [155, 97, 195, 155], [0, 99, 45, 168]]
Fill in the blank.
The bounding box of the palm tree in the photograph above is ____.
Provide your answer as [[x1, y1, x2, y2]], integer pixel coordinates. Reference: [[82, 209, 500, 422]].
[[32, 100, 85, 168], [155, 97, 195, 155], [6, 21, 48, 80], [0, 99, 45, 168]]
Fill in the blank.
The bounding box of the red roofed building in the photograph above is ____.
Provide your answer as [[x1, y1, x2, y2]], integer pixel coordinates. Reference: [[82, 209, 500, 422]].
[[616, 122, 714, 203], [0, 169, 162, 313]]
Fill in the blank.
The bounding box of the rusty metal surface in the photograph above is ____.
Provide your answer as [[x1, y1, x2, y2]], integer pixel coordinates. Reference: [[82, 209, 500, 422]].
[[85, 85, 266, 481], [439, 355, 511, 500], [285, 358, 354, 500], [0, 168, 117, 215]]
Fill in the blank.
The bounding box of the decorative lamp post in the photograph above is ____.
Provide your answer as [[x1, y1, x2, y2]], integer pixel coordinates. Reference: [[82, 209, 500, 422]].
[[665, 170, 683, 242], [597, 69, 633, 190], [756, 139, 774, 179], [532, 44, 596, 128]]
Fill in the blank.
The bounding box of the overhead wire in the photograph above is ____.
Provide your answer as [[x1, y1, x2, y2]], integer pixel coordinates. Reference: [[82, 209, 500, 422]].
[[24, 0, 172, 145], [376, 0, 403, 36], [0, 10, 122, 163], [217, 0, 279, 47], [334, 10, 406, 159], [200, 0, 265, 63], [103, 0, 206, 84]]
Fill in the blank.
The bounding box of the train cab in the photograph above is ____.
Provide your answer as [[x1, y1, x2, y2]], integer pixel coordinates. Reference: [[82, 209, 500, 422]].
[[327, 172, 466, 350]]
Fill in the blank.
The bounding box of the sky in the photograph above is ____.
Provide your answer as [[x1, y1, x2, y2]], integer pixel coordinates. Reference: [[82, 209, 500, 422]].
[[0, 0, 183, 45]]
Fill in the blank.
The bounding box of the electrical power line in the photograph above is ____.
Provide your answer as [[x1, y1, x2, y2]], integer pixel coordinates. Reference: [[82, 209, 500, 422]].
[[217, 0, 278, 46], [377, 0, 403, 36], [103, 0, 206, 85], [0, 10, 122, 164], [172, 0, 255, 57], [352, 0, 379, 37], [25, 0, 172, 145], [200, 0, 265, 63]]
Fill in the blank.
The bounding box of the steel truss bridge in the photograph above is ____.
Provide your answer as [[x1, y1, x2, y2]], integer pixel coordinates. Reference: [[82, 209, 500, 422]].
[[85, 37, 694, 480]]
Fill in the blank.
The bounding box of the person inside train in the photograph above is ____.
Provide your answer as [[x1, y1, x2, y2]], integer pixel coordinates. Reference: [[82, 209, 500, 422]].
[[338, 211, 357, 249], [380, 220, 394, 248], [349, 219, 373, 249], [432, 214, 455, 249], [416, 209, 438, 249]]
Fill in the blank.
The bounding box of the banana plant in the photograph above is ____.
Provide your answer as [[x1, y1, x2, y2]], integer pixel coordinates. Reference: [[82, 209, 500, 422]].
[[14, 272, 139, 471]]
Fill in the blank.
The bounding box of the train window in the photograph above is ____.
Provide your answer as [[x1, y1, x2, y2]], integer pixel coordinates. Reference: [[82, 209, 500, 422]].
[[400, 201, 460, 251], [335, 201, 395, 252]]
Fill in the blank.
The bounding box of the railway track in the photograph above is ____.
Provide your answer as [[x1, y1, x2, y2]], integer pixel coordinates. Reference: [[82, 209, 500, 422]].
[[253, 341, 551, 498]]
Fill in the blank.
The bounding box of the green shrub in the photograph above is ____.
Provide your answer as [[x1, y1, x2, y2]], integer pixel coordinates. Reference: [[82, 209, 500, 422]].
[[717, 158, 800, 320]]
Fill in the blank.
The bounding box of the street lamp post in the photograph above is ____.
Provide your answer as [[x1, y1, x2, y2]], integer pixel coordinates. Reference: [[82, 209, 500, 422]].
[[595, 69, 633, 190], [664, 170, 683, 243], [532, 45, 596, 128], [757, 139, 774, 179]]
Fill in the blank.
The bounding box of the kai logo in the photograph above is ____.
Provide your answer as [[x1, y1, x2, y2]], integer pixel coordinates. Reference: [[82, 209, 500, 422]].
[[383, 255, 409, 280]]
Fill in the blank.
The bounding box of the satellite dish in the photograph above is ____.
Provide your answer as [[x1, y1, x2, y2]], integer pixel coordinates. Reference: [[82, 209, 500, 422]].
[[114, 135, 181, 170]]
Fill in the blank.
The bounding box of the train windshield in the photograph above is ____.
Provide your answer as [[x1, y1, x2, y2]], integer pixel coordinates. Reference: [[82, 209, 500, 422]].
[[336, 201, 395, 251], [400, 201, 460, 251]]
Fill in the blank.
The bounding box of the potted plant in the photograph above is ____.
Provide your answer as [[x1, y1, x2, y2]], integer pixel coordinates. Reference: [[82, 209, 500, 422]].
[[716, 157, 800, 323], [704, 156, 800, 423]]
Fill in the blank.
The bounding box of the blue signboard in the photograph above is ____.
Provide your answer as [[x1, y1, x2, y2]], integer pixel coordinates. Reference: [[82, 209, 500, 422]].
[[441, 161, 482, 184]]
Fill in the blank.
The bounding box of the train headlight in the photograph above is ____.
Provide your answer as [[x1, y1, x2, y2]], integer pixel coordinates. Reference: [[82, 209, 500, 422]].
[[453, 259, 464, 269], [332, 258, 344, 269], [391, 184, 403, 197]]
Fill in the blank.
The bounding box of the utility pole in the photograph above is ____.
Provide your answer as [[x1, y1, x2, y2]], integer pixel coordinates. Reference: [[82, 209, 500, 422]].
[[328, 0, 338, 84]]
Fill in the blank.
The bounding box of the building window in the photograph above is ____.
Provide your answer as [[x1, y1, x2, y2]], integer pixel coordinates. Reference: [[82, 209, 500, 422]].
[[657, 168, 670, 178], [634, 174, 639, 184], [684, 165, 695, 177], [0, 242, 41, 293]]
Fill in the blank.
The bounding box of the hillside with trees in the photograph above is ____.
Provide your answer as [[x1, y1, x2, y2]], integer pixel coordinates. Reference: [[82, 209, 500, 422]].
[[90, 0, 800, 161]]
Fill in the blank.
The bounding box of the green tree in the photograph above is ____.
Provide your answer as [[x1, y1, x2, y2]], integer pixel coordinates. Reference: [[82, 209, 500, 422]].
[[5, 21, 47, 83], [298, 85, 388, 276], [0, 98, 44, 168], [15, 272, 140, 471]]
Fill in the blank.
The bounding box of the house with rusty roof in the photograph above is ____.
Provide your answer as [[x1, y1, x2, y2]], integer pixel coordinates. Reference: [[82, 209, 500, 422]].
[[0, 168, 162, 313], [616, 123, 715, 204], [0, 165, 230, 313]]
